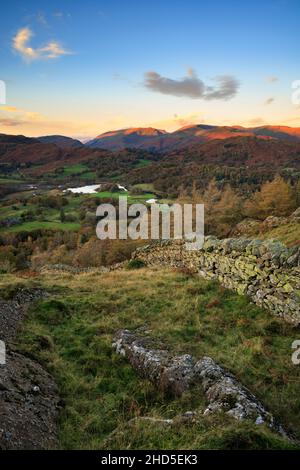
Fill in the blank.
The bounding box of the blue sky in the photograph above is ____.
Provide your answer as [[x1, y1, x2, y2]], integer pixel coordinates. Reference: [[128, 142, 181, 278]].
[[0, 0, 300, 138]]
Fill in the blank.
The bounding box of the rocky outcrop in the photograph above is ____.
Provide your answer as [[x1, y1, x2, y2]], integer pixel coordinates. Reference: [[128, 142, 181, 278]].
[[231, 208, 300, 237], [113, 329, 289, 438], [194, 357, 284, 430], [113, 329, 195, 396], [132, 237, 300, 324], [0, 349, 60, 449], [0, 288, 60, 449], [0, 288, 47, 342]]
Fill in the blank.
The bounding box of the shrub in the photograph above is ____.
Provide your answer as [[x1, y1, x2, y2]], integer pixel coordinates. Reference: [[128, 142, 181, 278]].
[[126, 258, 146, 270]]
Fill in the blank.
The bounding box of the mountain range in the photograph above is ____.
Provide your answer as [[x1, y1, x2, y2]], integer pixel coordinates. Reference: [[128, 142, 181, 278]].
[[1, 124, 300, 177], [85, 124, 300, 151], [2, 124, 298, 153]]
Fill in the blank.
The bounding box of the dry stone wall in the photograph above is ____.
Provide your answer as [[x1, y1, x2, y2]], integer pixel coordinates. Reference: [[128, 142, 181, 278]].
[[132, 237, 300, 325]]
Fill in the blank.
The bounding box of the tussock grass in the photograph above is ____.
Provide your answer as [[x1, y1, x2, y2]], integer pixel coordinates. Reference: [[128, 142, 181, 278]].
[[261, 221, 300, 247]]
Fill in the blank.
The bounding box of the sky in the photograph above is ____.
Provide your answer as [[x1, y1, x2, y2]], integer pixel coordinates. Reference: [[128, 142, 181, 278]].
[[0, 0, 300, 140]]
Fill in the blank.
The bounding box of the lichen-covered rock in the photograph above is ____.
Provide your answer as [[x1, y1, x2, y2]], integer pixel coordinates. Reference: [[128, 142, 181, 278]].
[[113, 330, 290, 439], [113, 329, 195, 395], [194, 357, 287, 437], [202, 236, 221, 252]]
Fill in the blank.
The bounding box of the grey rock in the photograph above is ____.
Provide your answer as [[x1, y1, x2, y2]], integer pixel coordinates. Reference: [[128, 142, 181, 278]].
[[113, 330, 290, 439]]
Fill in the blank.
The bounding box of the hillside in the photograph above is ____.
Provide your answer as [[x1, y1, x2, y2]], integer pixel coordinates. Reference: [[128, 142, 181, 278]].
[[1, 128, 300, 183], [0, 134, 109, 176], [37, 135, 84, 149], [169, 135, 300, 168], [1, 266, 299, 449]]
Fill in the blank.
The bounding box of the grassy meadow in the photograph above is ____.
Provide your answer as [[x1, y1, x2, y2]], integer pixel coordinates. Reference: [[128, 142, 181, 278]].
[[1, 266, 299, 450]]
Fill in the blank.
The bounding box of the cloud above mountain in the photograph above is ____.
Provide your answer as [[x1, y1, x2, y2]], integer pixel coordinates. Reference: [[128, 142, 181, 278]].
[[144, 69, 239, 100], [265, 75, 278, 83], [12, 27, 71, 61], [0, 118, 21, 126], [0, 104, 43, 121], [264, 97, 275, 105]]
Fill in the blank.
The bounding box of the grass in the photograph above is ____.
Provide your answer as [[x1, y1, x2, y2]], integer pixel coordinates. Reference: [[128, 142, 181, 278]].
[[133, 159, 152, 168], [0, 203, 34, 219], [260, 222, 300, 247], [133, 183, 155, 192], [0, 177, 24, 183], [60, 164, 89, 175], [1, 220, 80, 232], [44, 164, 97, 181], [3, 267, 298, 450], [79, 171, 97, 180]]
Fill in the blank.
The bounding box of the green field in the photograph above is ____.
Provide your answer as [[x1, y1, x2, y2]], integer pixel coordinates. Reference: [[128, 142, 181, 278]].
[[133, 159, 152, 168], [0, 177, 24, 184], [45, 164, 97, 181], [0, 196, 81, 233], [1, 220, 80, 233]]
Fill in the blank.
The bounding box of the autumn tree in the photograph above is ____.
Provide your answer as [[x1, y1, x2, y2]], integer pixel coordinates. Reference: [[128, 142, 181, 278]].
[[294, 180, 300, 209], [244, 175, 296, 219], [214, 185, 243, 236], [202, 179, 222, 234]]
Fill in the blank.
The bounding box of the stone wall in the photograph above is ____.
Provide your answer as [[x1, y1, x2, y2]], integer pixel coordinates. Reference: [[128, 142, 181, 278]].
[[132, 237, 300, 325]]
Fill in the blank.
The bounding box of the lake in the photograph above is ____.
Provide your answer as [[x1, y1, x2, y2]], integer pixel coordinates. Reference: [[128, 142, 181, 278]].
[[64, 183, 128, 194]]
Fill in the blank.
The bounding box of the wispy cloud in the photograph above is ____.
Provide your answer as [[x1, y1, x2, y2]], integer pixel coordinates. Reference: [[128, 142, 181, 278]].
[[0, 104, 43, 120], [0, 105, 19, 112], [36, 12, 48, 27], [0, 118, 21, 127], [53, 11, 64, 18], [53, 11, 71, 19], [144, 69, 239, 100], [245, 117, 265, 126], [0, 106, 99, 137], [149, 112, 203, 131], [265, 75, 278, 83], [264, 97, 275, 105], [12, 27, 71, 61]]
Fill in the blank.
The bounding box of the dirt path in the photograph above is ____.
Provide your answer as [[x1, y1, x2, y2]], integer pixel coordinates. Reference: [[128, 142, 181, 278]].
[[0, 288, 61, 449]]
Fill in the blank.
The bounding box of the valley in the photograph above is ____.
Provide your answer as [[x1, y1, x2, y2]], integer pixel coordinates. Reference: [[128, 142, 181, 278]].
[[2, 0, 300, 456], [1, 125, 300, 450]]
